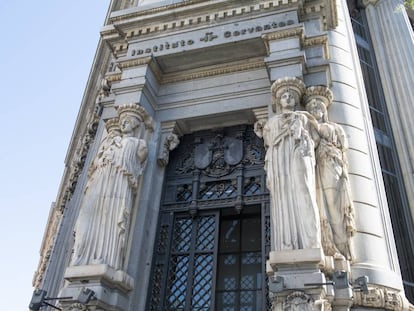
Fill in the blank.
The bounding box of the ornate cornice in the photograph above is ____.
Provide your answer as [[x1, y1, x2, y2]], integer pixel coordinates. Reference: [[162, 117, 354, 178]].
[[102, 0, 303, 54], [109, 0, 301, 37], [301, 0, 338, 29], [109, 0, 208, 22], [105, 72, 122, 83], [117, 56, 152, 69], [262, 26, 304, 41]]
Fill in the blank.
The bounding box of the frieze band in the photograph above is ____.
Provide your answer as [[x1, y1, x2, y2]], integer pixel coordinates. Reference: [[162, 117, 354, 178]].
[[130, 19, 296, 57]]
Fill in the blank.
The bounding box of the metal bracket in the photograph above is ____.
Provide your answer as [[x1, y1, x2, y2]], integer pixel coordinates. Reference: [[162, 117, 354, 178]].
[[353, 276, 369, 293], [269, 275, 285, 293], [333, 270, 350, 289]]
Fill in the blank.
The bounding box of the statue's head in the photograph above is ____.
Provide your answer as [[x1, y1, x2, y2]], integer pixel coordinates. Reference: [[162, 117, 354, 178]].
[[304, 86, 333, 122], [117, 103, 148, 135], [105, 117, 121, 136], [271, 77, 305, 113]]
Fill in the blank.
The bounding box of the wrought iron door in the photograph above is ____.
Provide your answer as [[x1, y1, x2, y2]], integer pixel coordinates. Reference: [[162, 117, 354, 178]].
[[147, 125, 271, 311]]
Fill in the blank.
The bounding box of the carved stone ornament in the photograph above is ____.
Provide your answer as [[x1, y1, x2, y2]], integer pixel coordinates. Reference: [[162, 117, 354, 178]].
[[285, 291, 317, 311], [158, 133, 180, 167], [67, 303, 89, 311], [353, 286, 405, 311], [194, 134, 243, 177]]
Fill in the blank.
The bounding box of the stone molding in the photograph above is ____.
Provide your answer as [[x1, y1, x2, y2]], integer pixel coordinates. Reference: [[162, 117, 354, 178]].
[[117, 56, 152, 69], [304, 34, 329, 58], [60, 110, 101, 212], [262, 25, 304, 54], [105, 72, 122, 83], [160, 57, 265, 84], [32, 204, 61, 288], [112, 55, 265, 85]]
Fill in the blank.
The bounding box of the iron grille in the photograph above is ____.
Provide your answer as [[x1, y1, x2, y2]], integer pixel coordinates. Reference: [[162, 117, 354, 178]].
[[147, 125, 270, 311]]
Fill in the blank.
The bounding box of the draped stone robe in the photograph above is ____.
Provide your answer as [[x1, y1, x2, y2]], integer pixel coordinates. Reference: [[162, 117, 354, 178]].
[[71, 134, 147, 270], [263, 111, 321, 251]]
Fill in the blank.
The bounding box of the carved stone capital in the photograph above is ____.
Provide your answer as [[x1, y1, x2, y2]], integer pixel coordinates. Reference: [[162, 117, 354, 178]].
[[157, 121, 181, 167]]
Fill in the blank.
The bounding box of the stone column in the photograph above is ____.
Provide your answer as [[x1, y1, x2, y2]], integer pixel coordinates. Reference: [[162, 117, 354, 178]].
[[362, 0, 414, 223], [326, 1, 411, 310]]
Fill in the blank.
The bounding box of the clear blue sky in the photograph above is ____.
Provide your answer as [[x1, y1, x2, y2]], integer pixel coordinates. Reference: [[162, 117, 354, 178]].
[[0, 1, 109, 309]]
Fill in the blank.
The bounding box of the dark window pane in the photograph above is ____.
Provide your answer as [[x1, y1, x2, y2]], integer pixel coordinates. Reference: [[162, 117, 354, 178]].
[[217, 254, 239, 291], [241, 252, 262, 290], [220, 219, 241, 252], [242, 218, 261, 251], [216, 291, 238, 311], [377, 144, 396, 174]]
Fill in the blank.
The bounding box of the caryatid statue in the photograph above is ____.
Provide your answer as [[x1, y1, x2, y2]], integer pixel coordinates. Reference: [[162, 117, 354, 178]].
[[71, 103, 149, 271], [255, 77, 322, 251], [304, 86, 356, 260]]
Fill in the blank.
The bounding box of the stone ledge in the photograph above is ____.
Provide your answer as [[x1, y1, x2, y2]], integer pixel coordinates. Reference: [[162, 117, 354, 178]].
[[64, 264, 134, 292], [268, 248, 325, 271]]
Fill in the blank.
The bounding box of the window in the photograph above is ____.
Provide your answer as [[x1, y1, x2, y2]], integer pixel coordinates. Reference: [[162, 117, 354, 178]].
[[217, 208, 263, 310], [146, 125, 271, 310]]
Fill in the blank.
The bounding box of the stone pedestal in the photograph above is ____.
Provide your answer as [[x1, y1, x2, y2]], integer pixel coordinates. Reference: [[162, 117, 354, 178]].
[[59, 265, 134, 311], [268, 249, 332, 311]]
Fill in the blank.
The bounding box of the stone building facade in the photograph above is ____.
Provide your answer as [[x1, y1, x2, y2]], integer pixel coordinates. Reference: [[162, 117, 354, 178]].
[[32, 1, 414, 311]]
